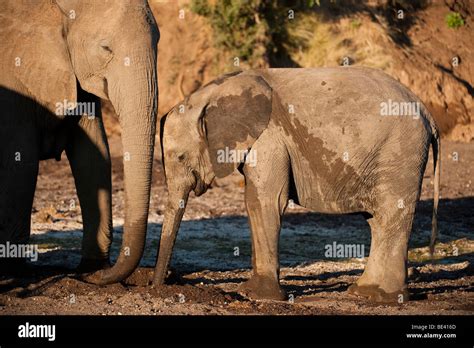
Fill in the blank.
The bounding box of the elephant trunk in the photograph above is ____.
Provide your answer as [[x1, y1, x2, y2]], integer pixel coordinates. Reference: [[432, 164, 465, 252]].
[[86, 51, 158, 285], [153, 185, 190, 285]]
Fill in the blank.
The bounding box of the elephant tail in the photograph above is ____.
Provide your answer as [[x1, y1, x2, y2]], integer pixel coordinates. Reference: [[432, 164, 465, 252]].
[[430, 126, 441, 257]]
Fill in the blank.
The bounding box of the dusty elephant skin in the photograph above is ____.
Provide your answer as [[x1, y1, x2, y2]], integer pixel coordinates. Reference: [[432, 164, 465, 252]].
[[0, 0, 159, 283], [156, 67, 440, 303]]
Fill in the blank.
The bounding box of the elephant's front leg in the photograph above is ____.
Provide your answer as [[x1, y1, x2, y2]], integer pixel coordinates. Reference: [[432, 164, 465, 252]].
[[0, 126, 39, 274], [66, 114, 113, 272], [238, 136, 290, 301]]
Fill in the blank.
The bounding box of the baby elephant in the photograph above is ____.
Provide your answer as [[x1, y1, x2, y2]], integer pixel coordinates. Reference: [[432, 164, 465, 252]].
[[155, 67, 440, 302]]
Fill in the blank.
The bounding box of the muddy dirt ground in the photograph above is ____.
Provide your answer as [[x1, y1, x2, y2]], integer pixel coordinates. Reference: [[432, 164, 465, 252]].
[[0, 132, 473, 315]]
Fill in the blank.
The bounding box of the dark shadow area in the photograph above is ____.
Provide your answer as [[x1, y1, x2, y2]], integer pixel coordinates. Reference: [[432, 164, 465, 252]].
[[0, 264, 72, 295], [0, 85, 106, 247], [284, 269, 364, 282], [267, 0, 431, 68], [412, 196, 474, 244], [2, 196, 472, 301], [435, 63, 474, 97], [288, 281, 351, 298], [0, 85, 111, 291], [410, 284, 473, 301], [307, 0, 430, 47]]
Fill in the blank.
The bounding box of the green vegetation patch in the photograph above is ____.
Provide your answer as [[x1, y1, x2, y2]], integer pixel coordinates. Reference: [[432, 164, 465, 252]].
[[445, 12, 465, 29]]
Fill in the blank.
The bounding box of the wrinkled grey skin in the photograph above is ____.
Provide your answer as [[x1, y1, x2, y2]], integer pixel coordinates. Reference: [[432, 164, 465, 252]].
[[156, 67, 441, 302], [0, 0, 159, 283]]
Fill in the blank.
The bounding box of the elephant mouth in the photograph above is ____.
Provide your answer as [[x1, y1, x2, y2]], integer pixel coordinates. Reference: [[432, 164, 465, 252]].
[[192, 170, 207, 196]]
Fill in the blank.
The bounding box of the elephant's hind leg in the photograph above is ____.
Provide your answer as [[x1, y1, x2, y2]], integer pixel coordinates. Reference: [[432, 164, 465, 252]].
[[348, 196, 417, 303], [238, 135, 290, 301]]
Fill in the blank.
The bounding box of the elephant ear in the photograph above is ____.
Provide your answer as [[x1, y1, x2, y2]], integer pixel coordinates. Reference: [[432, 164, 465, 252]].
[[203, 75, 272, 178], [12, 1, 76, 115]]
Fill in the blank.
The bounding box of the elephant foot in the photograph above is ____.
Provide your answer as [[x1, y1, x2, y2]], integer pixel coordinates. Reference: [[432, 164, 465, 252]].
[[347, 283, 409, 303], [76, 257, 111, 273], [238, 274, 287, 301]]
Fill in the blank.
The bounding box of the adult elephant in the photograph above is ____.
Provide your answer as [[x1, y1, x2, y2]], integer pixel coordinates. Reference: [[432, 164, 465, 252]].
[[0, 0, 159, 284]]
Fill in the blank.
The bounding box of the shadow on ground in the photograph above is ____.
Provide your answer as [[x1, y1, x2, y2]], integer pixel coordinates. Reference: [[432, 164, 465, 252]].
[[1, 197, 472, 300], [28, 197, 474, 269]]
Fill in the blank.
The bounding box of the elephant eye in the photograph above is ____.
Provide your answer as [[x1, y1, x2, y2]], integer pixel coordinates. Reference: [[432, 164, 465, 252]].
[[99, 40, 113, 54], [101, 45, 112, 54], [177, 153, 186, 162]]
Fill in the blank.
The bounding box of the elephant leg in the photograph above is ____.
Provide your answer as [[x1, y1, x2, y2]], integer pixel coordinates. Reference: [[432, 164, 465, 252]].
[[238, 138, 289, 301], [348, 194, 417, 303], [66, 114, 113, 272], [0, 126, 39, 274]]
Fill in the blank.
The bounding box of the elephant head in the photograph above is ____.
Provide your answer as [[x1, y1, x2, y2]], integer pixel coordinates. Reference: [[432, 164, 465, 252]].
[[45, 0, 159, 284], [154, 72, 273, 285]]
